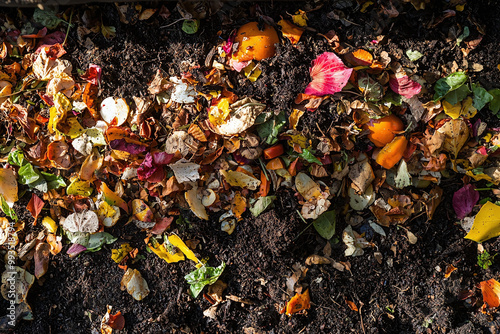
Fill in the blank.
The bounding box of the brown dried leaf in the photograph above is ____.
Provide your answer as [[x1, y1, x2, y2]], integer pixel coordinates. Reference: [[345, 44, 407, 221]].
[[188, 123, 207, 142], [437, 118, 469, 159], [34, 242, 50, 279]]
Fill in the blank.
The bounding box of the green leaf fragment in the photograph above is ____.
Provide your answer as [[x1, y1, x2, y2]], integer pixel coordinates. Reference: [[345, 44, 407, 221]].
[[182, 19, 200, 34], [249, 196, 276, 217], [472, 83, 493, 111], [433, 72, 468, 101], [406, 50, 423, 61], [313, 210, 336, 240], [488, 88, 500, 114], [0, 195, 17, 222], [185, 262, 226, 298]]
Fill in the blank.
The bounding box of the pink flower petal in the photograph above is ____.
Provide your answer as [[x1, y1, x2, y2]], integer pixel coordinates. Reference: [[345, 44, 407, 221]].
[[453, 184, 479, 220], [305, 52, 353, 96], [389, 74, 421, 99], [230, 58, 251, 72]]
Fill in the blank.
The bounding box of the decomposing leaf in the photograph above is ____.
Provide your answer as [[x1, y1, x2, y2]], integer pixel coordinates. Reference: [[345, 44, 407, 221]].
[[62, 210, 99, 233], [120, 268, 149, 301], [34, 243, 50, 279], [170, 159, 200, 183], [277, 20, 304, 44], [0, 168, 18, 207], [281, 289, 311, 316], [343, 225, 371, 256], [349, 184, 375, 211], [220, 170, 260, 191], [444, 264, 457, 278], [348, 159, 374, 193], [437, 118, 469, 158], [394, 160, 411, 189], [101, 305, 125, 334], [100, 97, 129, 126]]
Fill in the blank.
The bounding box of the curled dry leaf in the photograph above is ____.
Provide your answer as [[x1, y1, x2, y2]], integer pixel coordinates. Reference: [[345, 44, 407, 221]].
[[170, 159, 200, 183], [437, 118, 469, 159], [0, 168, 19, 207], [295, 172, 322, 201], [185, 187, 209, 220], [34, 242, 50, 279], [305, 255, 331, 265], [349, 184, 375, 211], [348, 159, 374, 193], [280, 289, 311, 316], [120, 268, 150, 301], [1, 266, 34, 304]]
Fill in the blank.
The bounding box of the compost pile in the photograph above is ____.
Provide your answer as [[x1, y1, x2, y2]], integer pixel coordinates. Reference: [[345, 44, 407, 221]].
[[0, 1, 500, 333]]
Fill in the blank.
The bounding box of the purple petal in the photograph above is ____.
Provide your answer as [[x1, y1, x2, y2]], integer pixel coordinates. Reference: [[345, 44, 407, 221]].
[[67, 243, 87, 258], [453, 184, 479, 220], [109, 139, 147, 155], [153, 152, 174, 165]]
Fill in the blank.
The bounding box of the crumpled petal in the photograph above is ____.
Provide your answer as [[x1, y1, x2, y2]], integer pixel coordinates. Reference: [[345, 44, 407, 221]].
[[304, 52, 353, 96]]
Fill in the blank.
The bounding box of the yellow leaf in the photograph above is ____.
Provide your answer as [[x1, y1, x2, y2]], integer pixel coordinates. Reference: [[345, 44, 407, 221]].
[[42, 216, 57, 234], [146, 237, 184, 263], [111, 243, 132, 263], [100, 182, 128, 212], [442, 100, 462, 119], [360, 1, 374, 13], [289, 109, 304, 130], [208, 98, 231, 126], [461, 97, 477, 119], [168, 234, 200, 264], [465, 202, 500, 243], [220, 170, 261, 190], [242, 61, 262, 82], [67, 179, 93, 197], [0, 168, 18, 207], [292, 9, 308, 27], [65, 117, 85, 139], [282, 289, 311, 316], [286, 133, 308, 149]]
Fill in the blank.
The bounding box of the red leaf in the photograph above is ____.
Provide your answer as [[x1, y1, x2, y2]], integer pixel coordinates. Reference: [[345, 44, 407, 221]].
[[151, 217, 174, 235], [109, 311, 125, 330], [27, 193, 45, 223], [389, 74, 421, 99], [305, 52, 353, 96]]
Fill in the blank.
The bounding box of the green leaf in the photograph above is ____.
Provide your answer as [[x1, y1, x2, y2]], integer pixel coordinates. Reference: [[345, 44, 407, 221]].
[[472, 83, 494, 111], [0, 195, 17, 222], [42, 172, 66, 190], [249, 196, 276, 217], [86, 232, 117, 251], [382, 91, 402, 107], [185, 262, 225, 298], [433, 72, 468, 101], [443, 84, 470, 105], [101, 25, 116, 40], [18, 163, 43, 185], [488, 88, 500, 114], [182, 19, 200, 34], [406, 50, 423, 62], [313, 210, 336, 240], [8, 149, 28, 167], [33, 8, 64, 29], [65, 231, 90, 246], [256, 111, 286, 145], [456, 26, 470, 46], [358, 73, 383, 101], [300, 148, 322, 165]]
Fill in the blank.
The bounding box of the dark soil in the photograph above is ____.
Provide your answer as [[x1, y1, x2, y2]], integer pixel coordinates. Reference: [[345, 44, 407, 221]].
[[1, 1, 500, 333]]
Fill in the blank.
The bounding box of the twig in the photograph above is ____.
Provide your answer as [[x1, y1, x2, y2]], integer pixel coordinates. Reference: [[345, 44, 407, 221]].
[[293, 210, 314, 241], [62, 8, 74, 47], [359, 301, 366, 334], [160, 18, 186, 29]]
